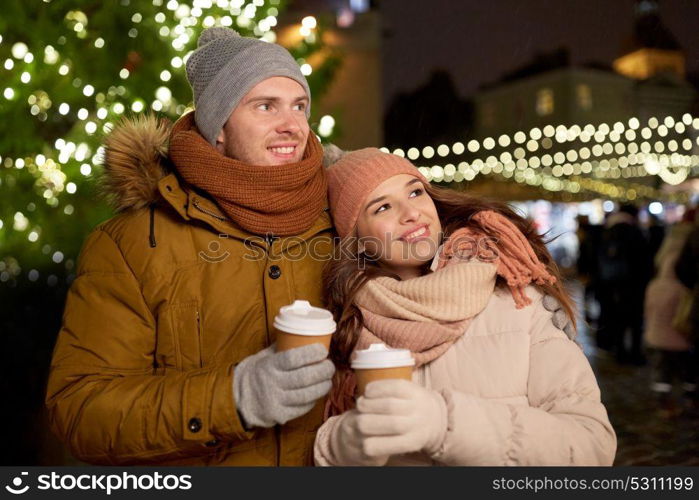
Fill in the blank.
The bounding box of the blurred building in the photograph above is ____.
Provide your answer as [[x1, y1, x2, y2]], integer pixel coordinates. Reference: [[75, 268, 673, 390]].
[[278, 0, 383, 149], [614, 0, 685, 80], [383, 70, 473, 149], [473, 0, 697, 137]]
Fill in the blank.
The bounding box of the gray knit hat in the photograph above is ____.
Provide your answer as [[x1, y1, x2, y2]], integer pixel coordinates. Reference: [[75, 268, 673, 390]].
[[185, 27, 311, 145]]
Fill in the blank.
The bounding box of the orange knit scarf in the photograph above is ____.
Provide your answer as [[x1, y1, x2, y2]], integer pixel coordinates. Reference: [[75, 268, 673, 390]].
[[168, 112, 327, 236]]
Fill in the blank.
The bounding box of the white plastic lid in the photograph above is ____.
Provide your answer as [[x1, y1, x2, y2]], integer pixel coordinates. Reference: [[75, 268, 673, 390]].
[[351, 343, 415, 369], [273, 300, 336, 336]]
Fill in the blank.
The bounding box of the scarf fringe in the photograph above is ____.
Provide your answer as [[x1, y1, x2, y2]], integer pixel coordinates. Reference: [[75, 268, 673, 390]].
[[439, 210, 556, 308]]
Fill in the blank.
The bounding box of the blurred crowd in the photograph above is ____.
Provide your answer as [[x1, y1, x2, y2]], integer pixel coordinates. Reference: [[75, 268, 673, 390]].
[[575, 204, 699, 416]]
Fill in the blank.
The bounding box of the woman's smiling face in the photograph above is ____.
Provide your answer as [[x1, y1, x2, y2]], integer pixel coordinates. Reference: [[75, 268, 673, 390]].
[[355, 174, 442, 280]]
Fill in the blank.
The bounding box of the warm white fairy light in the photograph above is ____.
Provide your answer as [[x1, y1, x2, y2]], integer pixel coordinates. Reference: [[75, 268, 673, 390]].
[[131, 100, 145, 113], [318, 115, 335, 138], [12, 42, 28, 59]]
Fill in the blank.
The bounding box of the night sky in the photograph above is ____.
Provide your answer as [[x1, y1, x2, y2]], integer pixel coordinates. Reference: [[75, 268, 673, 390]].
[[379, 0, 699, 110]]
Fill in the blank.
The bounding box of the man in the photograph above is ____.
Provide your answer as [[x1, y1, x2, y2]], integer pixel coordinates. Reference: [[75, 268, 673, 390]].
[[575, 214, 603, 327], [597, 204, 653, 364], [45, 28, 336, 465]]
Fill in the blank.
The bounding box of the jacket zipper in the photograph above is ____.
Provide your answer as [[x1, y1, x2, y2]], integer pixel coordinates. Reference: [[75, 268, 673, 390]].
[[194, 199, 302, 465], [196, 310, 203, 368], [192, 199, 227, 221], [254, 233, 280, 465], [275, 425, 281, 466]]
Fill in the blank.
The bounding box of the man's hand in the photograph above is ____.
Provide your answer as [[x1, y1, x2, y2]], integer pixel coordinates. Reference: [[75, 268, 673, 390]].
[[233, 343, 335, 428], [352, 379, 448, 458]]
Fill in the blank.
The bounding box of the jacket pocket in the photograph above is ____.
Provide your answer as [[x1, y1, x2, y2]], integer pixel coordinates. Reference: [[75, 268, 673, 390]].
[[166, 301, 203, 370]]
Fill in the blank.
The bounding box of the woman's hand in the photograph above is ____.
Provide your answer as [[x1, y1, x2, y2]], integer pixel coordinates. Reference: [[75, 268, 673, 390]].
[[328, 410, 390, 466], [355, 379, 448, 458]]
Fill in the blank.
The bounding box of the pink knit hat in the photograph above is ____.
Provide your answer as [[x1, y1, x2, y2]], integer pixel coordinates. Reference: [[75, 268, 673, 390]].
[[327, 148, 428, 238]]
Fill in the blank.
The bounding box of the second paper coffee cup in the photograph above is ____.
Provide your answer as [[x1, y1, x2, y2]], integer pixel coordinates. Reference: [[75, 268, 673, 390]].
[[273, 300, 336, 352], [351, 343, 415, 396]]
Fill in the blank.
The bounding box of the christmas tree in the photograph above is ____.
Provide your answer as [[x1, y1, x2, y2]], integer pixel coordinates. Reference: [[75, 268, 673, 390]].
[[0, 0, 341, 289]]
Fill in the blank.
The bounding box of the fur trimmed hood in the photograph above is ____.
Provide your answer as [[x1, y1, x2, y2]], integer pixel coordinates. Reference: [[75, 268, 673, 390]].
[[101, 114, 171, 212], [100, 113, 346, 212]]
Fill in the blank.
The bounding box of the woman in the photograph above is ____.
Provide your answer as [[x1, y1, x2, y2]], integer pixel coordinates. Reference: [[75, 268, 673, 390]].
[[314, 148, 616, 466], [644, 208, 697, 415]]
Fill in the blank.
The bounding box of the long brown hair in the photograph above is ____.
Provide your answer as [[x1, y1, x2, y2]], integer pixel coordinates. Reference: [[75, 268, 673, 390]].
[[323, 183, 577, 414]]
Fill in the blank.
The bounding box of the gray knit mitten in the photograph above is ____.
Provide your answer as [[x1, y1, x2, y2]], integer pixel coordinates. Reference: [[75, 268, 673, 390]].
[[233, 343, 335, 429], [542, 294, 576, 340]]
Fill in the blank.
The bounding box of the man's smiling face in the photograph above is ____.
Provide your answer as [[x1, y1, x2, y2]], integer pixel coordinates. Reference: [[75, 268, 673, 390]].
[[215, 76, 310, 166]]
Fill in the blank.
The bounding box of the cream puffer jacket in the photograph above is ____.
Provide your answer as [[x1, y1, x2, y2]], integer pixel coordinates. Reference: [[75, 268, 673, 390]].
[[314, 286, 617, 466]]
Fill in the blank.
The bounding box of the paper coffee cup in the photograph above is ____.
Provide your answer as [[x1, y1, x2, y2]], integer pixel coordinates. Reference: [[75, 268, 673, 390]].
[[351, 343, 415, 396], [273, 300, 336, 352]]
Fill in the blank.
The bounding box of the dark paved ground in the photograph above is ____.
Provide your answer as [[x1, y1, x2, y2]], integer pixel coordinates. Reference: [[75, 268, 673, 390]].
[[593, 354, 699, 466], [573, 283, 699, 466]]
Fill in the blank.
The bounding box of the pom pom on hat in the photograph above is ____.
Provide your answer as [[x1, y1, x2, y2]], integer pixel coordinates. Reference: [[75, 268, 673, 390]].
[[197, 27, 240, 47]]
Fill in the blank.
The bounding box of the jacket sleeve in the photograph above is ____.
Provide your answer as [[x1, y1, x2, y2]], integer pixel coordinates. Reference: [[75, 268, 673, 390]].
[[313, 414, 342, 466], [431, 296, 617, 466], [45, 228, 255, 465]]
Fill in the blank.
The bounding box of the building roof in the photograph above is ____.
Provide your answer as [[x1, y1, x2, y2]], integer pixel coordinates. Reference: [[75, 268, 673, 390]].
[[621, 0, 681, 54]]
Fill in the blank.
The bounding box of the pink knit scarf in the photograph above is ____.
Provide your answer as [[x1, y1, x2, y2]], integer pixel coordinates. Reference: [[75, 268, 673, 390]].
[[353, 261, 496, 367]]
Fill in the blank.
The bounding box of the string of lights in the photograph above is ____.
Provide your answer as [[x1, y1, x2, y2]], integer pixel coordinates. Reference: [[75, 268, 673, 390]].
[[379, 113, 698, 202]]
